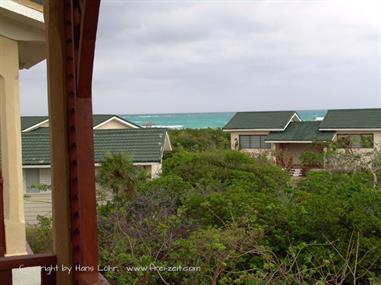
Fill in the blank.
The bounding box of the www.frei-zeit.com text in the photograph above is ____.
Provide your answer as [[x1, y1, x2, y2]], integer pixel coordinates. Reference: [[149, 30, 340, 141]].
[[19, 264, 201, 275]]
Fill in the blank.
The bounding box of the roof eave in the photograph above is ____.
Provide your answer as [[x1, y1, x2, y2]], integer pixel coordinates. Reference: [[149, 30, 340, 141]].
[[223, 111, 300, 132], [265, 140, 332, 144], [22, 118, 49, 132], [223, 128, 285, 132], [319, 128, 381, 131], [93, 116, 140, 129]]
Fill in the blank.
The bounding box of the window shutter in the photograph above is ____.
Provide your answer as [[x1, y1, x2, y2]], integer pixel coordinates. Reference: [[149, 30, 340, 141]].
[[250, 136, 261, 148], [239, 136, 251, 149]]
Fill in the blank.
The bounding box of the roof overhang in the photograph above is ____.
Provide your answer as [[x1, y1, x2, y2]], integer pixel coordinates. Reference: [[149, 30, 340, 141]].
[[22, 118, 49, 132], [292, 112, 302, 122], [223, 129, 283, 132], [0, 0, 45, 69], [0, 1, 43, 22], [95, 162, 161, 166], [22, 164, 50, 168], [223, 112, 301, 132], [23, 116, 141, 132], [265, 140, 330, 144], [93, 116, 140, 129], [319, 128, 381, 132], [24, 162, 163, 168], [163, 132, 172, 151]]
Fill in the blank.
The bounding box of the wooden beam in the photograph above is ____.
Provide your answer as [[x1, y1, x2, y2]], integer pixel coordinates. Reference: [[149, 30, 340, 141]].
[[0, 253, 56, 270], [44, 0, 72, 284], [45, 0, 104, 283]]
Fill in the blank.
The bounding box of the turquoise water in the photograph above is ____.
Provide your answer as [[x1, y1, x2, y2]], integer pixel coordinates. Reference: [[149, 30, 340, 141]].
[[122, 110, 326, 129]]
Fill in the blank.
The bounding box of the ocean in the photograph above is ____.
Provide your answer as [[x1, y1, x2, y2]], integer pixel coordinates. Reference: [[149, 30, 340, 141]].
[[122, 110, 327, 129]]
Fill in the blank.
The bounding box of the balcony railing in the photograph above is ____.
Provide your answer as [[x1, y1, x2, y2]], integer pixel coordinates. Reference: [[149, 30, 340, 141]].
[[0, 174, 110, 285], [0, 253, 57, 284]]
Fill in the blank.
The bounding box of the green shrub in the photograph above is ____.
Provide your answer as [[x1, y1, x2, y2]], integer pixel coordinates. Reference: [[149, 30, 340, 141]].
[[168, 128, 230, 152], [299, 151, 324, 169], [26, 216, 53, 253], [95, 144, 381, 284]]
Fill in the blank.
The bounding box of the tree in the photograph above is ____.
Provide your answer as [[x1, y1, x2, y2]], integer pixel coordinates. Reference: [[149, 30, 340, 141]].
[[97, 152, 139, 199]]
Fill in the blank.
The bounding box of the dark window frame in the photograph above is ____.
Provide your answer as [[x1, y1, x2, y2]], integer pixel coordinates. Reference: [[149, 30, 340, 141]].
[[239, 135, 271, 149], [337, 133, 374, 149]]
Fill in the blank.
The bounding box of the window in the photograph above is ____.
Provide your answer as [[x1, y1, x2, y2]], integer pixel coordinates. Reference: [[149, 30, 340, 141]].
[[337, 134, 374, 148], [239, 135, 271, 149], [24, 169, 40, 193]]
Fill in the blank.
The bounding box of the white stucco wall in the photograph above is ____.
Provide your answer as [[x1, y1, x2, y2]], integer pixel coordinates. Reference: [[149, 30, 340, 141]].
[[374, 132, 381, 149], [150, 163, 162, 178], [23, 163, 161, 224]]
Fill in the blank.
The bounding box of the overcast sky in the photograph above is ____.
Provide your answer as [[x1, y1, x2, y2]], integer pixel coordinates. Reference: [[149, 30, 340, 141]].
[[20, 0, 381, 115]]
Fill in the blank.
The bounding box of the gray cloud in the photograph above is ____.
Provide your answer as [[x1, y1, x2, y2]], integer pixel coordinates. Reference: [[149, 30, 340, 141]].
[[20, 0, 381, 115]]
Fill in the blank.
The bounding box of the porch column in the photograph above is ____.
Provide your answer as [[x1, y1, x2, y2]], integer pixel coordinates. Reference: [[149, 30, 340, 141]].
[[0, 36, 27, 256], [323, 146, 328, 168], [271, 143, 278, 164], [44, 1, 72, 283]]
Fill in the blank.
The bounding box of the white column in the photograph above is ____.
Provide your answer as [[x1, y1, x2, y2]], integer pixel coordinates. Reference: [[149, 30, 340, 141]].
[[0, 35, 27, 256]]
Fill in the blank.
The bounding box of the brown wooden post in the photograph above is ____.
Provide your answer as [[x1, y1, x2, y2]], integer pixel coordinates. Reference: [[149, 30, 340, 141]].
[[41, 267, 57, 285], [44, 0, 73, 284], [63, 0, 101, 281], [45, 0, 105, 284], [0, 270, 12, 284]]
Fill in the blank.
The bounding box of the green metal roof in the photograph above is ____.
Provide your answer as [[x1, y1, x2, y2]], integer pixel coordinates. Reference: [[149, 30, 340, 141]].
[[21, 115, 140, 131], [92, 115, 116, 126], [22, 133, 50, 165], [265, 121, 335, 142], [223, 111, 298, 130], [319, 109, 381, 130], [93, 129, 166, 163], [21, 116, 48, 131], [92, 114, 140, 128], [22, 128, 168, 165]]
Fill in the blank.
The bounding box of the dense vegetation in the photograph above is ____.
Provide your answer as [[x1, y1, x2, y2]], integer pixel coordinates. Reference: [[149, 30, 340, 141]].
[[168, 128, 230, 152], [27, 129, 381, 284], [26, 215, 53, 254], [97, 135, 381, 284]]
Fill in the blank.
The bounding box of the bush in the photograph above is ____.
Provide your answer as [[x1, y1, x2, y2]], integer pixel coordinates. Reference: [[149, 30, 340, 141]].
[[168, 128, 230, 152], [26, 216, 53, 253], [163, 150, 290, 191], [98, 148, 381, 284], [299, 151, 324, 169], [27, 146, 381, 284]]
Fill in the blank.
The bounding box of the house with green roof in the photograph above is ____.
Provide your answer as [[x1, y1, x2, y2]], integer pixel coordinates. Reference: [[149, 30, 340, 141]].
[[22, 128, 171, 184], [223, 111, 302, 161], [21, 118, 172, 224], [223, 108, 381, 168], [21, 114, 140, 132]]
